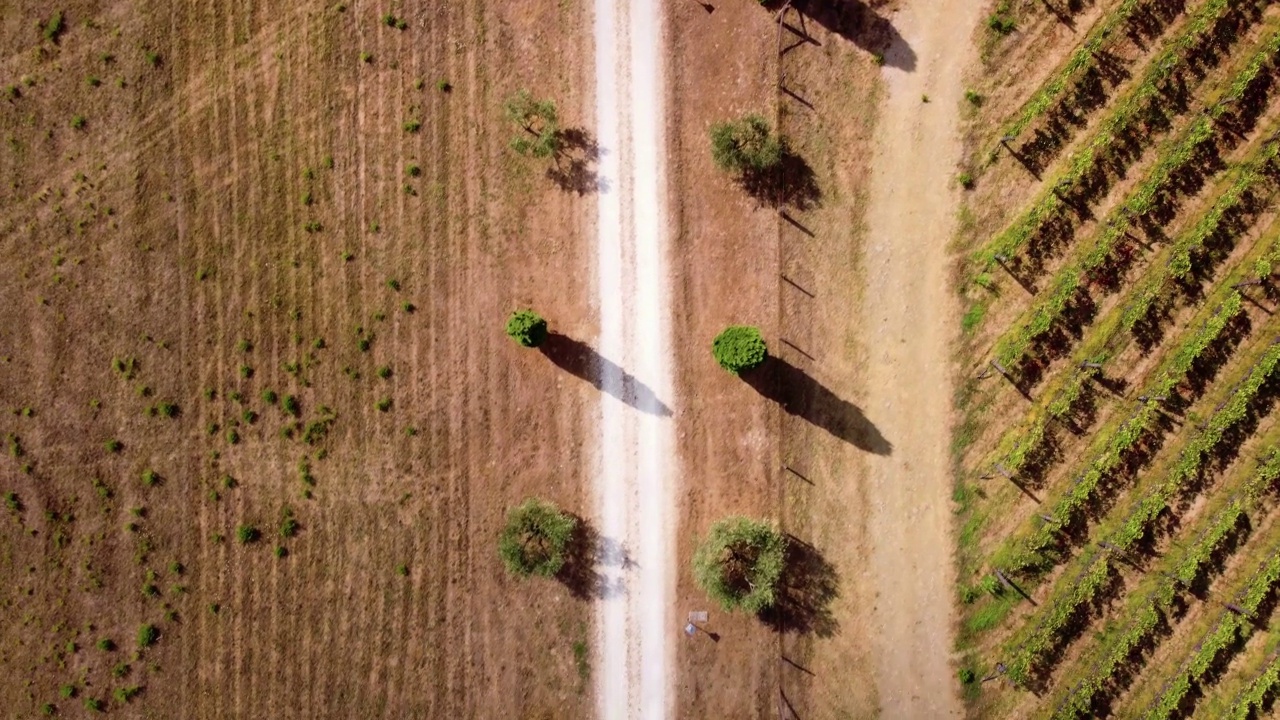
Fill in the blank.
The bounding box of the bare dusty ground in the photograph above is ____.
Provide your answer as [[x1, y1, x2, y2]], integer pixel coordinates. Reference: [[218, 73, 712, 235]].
[[858, 0, 983, 716], [665, 1, 907, 718], [0, 1, 601, 717]]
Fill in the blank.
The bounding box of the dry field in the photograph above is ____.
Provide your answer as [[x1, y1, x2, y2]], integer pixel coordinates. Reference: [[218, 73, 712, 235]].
[[0, 0, 600, 716], [0, 0, 919, 718], [954, 0, 1280, 718]]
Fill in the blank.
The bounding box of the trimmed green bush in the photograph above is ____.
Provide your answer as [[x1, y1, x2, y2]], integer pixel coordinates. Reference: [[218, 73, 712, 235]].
[[710, 115, 782, 174], [505, 309, 548, 348], [692, 516, 786, 613], [498, 498, 577, 578], [712, 326, 767, 375]]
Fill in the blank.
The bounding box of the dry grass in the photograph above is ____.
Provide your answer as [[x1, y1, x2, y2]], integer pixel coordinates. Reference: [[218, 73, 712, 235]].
[[0, 0, 599, 717]]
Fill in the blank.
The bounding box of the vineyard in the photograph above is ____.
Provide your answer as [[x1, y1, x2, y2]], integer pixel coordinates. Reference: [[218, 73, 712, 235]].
[[956, 0, 1280, 716]]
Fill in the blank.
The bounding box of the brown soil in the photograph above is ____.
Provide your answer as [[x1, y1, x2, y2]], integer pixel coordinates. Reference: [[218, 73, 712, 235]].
[[665, 0, 968, 717], [0, 0, 600, 717]]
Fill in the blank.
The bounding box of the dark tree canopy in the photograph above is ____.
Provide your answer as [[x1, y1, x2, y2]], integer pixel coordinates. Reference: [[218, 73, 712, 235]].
[[692, 516, 786, 613], [506, 309, 549, 348], [498, 498, 577, 578], [712, 325, 767, 375], [709, 115, 783, 174], [505, 90, 562, 159]]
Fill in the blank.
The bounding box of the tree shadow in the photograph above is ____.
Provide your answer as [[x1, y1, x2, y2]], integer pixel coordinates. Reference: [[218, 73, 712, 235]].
[[557, 517, 632, 601], [742, 356, 891, 454], [759, 535, 840, 637], [540, 332, 672, 417], [773, 0, 916, 71], [738, 148, 822, 211], [547, 127, 607, 195]]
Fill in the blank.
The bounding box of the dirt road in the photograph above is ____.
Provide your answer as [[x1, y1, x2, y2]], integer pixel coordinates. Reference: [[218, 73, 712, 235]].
[[593, 0, 675, 717], [860, 1, 982, 716]]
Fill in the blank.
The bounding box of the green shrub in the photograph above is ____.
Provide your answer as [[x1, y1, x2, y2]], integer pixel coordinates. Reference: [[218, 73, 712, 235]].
[[104, 438, 123, 453], [136, 624, 157, 648], [158, 401, 179, 418], [70, 115, 86, 130], [505, 309, 548, 348], [691, 516, 785, 613], [987, 14, 1015, 34], [141, 470, 160, 487], [43, 11, 64, 43], [497, 498, 577, 578], [396, 563, 409, 576], [282, 395, 300, 416], [59, 684, 75, 699], [959, 668, 977, 685], [403, 119, 421, 133], [274, 545, 287, 558], [406, 164, 421, 177], [112, 686, 140, 704], [979, 574, 1003, 596], [235, 525, 259, 544], [964, 90, 983, 106], [437, 79, 452, 93], [958, 172, 974, 190], [111, 662, 128, 677], [376, 365, 392, 379], [225, 429, 240, 445], [84, 697, 103, 712], [504, 90, 561, 158], [279, 507, 298, 538], [712, 326, 767, 375], [375, 397, 392, 412], [40, 703, 53, 715], [709, 115, 782, 174], [96, 638, 115, 652]]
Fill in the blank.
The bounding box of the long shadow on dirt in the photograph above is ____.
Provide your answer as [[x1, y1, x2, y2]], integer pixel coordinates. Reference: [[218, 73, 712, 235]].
[[540, 332, 672, 417], [546, 127, 607, 195], [772, 0, 917, 72], [557, 517, 633, 601], [742, 356, 891, 454], [759, 534, 840, 637], [738, 148, 822, 211]]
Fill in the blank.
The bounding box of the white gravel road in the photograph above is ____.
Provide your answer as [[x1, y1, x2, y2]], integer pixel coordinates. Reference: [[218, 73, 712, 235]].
[[593, 1, 673, 719]]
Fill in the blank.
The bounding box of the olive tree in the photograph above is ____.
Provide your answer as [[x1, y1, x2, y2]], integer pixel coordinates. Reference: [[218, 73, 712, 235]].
[[692, 516, 786, 613], [505, 90, 562, 159], [709, 115, 783, 174], [498, 498, 577, 578], [505, 309, 548, 348], [712, 325, 767, 374]]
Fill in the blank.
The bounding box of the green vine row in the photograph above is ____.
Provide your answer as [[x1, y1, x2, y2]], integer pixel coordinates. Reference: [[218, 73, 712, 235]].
[[1145, 541, 1280, 720], [996, 337, 1280, 684], [977, 0, 1261, 271]]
